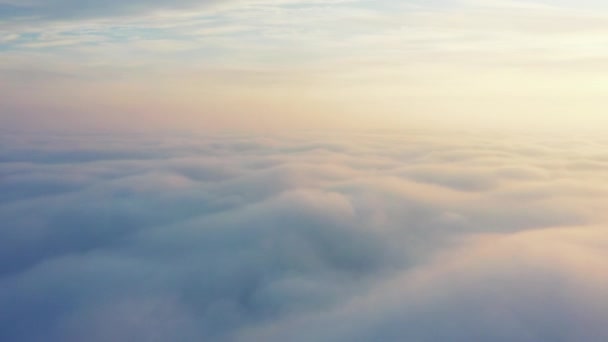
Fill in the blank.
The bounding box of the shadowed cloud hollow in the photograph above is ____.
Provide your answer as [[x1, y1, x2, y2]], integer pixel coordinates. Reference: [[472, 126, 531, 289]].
[[1, 130, 607, 341]]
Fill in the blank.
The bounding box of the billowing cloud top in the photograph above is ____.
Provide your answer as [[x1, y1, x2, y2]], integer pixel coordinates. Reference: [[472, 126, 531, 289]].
[[1, 129, 608, 341]]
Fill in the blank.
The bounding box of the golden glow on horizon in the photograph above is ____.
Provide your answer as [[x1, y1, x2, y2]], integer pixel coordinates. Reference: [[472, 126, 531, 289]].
[[0, 0, 607, 132]]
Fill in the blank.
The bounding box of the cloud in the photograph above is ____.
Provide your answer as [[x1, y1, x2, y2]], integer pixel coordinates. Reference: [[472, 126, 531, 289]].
[[0, 0, 221, 21], [1, 129, 607, 341], [241, 226, 608, 342], [2, 0, 608, 134], [0, 0, 353, 22]]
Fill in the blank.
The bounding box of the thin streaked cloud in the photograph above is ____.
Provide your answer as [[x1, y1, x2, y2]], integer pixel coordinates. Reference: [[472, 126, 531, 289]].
[[0, 0, 607, 131]]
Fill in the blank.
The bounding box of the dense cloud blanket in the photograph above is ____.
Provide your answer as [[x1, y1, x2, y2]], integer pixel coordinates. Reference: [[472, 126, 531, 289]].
[[1, 130, 608, 341]]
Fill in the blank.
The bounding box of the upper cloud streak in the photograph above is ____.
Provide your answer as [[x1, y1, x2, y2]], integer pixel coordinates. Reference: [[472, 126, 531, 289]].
[[0, 0, 223, 21]]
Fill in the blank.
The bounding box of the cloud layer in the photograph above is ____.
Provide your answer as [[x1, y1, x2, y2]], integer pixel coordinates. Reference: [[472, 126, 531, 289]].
[[1, 129, 607, 341]]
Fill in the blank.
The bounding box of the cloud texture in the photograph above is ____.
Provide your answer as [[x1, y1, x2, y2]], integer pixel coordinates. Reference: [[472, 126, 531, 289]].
[[0, 0, 220, 20], [1, 129, 607, 341]]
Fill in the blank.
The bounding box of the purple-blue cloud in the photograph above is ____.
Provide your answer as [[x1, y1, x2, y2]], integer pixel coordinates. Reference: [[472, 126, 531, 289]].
[[1, 129, 607, 341]]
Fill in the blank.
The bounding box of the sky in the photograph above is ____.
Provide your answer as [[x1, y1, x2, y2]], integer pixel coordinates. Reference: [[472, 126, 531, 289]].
[[1, 0, 608, 132]]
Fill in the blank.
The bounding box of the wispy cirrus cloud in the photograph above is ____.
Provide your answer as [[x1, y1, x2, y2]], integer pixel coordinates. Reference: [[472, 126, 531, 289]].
[[0, 0, 222, 21], [1, 0, 607, 131]]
